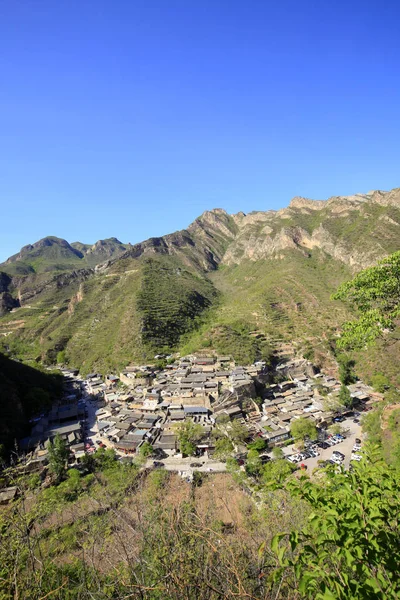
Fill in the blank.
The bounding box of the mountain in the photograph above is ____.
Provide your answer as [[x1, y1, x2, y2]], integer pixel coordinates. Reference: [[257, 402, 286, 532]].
[[1, 236, 128, 275], [1, 187, 400, 381]]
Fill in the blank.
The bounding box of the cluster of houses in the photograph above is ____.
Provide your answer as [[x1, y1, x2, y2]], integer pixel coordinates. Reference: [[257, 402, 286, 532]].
[[258, 361, 384, 445], [83, 355, 266, 456], [15, 355, 384, 471]]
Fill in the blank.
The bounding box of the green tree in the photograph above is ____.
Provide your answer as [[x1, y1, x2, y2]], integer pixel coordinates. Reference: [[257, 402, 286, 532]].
[[272, 446, 284, 460], [271, 446, 400, 599], [246, 448, 263, 476], [175, 420, 203, 456], [333, 250, 400, 349], [338, 356, 357, 385], [262, 458, 294, 485], [248, 438, 268, 452], [338, 383, 353, 408], [48, 433, 69, 482], [139, 441, 154, 458], [228, 420, 248, 444], [56, 350, 67, 364], [94, 447, 117, 470], [370, 372, 391, 393], [291, 418, 317, 441], [213, 437, 234, 459]]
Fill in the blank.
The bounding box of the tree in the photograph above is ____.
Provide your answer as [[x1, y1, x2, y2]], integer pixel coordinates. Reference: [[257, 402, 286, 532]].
[[291, 418, 317, 441], [228, 420, 248, 444], [94, 447, 117, 470], [333, 250, 400, 349], [338, 356, 357, 385], [139, 441, 154, 458], [271, 446, 400, 599], [56, 350, 67, 365], [272, 446, 284, 460], [370, 372, 391, 393], [213, 437, 234, 459], [175, 420, 203, 456], [262, 458, 294, 485], [338, 383, 353, 408], [48, 433, 69, 482], [245, 448, 263, 476], [248, 438, 268, 452]]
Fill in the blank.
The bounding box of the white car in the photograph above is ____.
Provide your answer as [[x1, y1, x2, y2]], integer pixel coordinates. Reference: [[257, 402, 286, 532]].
[[330, 453, 344, 465], [353, 444, 361, 452], [351, 453, 362, 462], [287, 455, 300, 463]]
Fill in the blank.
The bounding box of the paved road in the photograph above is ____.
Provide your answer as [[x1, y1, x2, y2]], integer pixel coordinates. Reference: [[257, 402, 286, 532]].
[[145, 456, 227, 473]]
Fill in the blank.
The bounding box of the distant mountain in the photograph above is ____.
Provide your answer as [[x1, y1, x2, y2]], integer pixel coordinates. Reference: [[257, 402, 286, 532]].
[[71, 238, 130, 267], [1, 187, 399, 384], [1, 236, 129, 275]]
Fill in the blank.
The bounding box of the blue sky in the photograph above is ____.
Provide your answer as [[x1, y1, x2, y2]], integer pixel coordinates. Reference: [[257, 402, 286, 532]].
[[1, 0, 400, 261]]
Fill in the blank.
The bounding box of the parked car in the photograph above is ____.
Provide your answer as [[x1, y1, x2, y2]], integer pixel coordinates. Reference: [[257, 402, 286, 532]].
[[153, 461, 165, 468], [318, 441, 330, 450], [353, 418, 360, 423], [355, 438, 361, 444], [332, 451, 345, 460], [351, 453, 362, 462], [353, 444, 361, 452], [287, 455, 300, 463], [308, 449, 319, 457], [190, 462, 203, 468]]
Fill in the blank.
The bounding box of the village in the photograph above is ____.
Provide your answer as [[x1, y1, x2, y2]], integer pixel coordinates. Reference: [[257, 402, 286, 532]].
[[14, 351, 384, 486]]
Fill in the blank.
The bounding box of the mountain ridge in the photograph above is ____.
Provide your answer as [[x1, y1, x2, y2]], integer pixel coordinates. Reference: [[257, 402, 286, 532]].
[[1, 186, 399, 380]]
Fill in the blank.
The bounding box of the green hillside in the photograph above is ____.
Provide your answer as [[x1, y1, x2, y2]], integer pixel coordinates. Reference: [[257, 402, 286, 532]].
[[1, 188, 400, 378]]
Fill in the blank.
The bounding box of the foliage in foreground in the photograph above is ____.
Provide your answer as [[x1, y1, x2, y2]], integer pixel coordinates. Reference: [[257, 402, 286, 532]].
[[1, 446, 400, 599], [272, 446, 400, 599], [333, 250, 400, 350]]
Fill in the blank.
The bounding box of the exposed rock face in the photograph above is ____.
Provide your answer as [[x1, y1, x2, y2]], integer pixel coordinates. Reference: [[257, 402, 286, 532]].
[[98, 208, 237, 274], [222, 187, 400, 270], [15, 269, 94, 305]]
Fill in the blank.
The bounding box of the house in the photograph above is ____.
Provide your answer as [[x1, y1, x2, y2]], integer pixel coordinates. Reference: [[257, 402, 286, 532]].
[[194, 357, 216, 366], [114, 440, 138, 454], [264, 428, 290, 447], [168, 410, 186, 421], [183, 406, 209, 416], [154, 434, 178, 451]]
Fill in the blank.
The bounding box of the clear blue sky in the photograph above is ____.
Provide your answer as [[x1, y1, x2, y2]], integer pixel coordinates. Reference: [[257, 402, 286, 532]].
[[1, 0, 400, 261]]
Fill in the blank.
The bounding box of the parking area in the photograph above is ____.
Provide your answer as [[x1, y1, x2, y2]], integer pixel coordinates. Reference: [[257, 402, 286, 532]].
[[282, 417, 363, 472]]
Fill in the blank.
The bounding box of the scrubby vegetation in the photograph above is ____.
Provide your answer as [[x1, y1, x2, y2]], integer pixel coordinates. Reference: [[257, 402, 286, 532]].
[[1, 445, 400, 599]]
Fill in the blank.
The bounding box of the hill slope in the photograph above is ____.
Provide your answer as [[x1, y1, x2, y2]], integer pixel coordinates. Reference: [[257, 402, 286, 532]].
[[1, 187, 400, 377]]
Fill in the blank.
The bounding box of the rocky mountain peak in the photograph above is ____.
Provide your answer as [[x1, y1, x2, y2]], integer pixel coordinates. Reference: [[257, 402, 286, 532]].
[[289, 196, 326, 210]]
